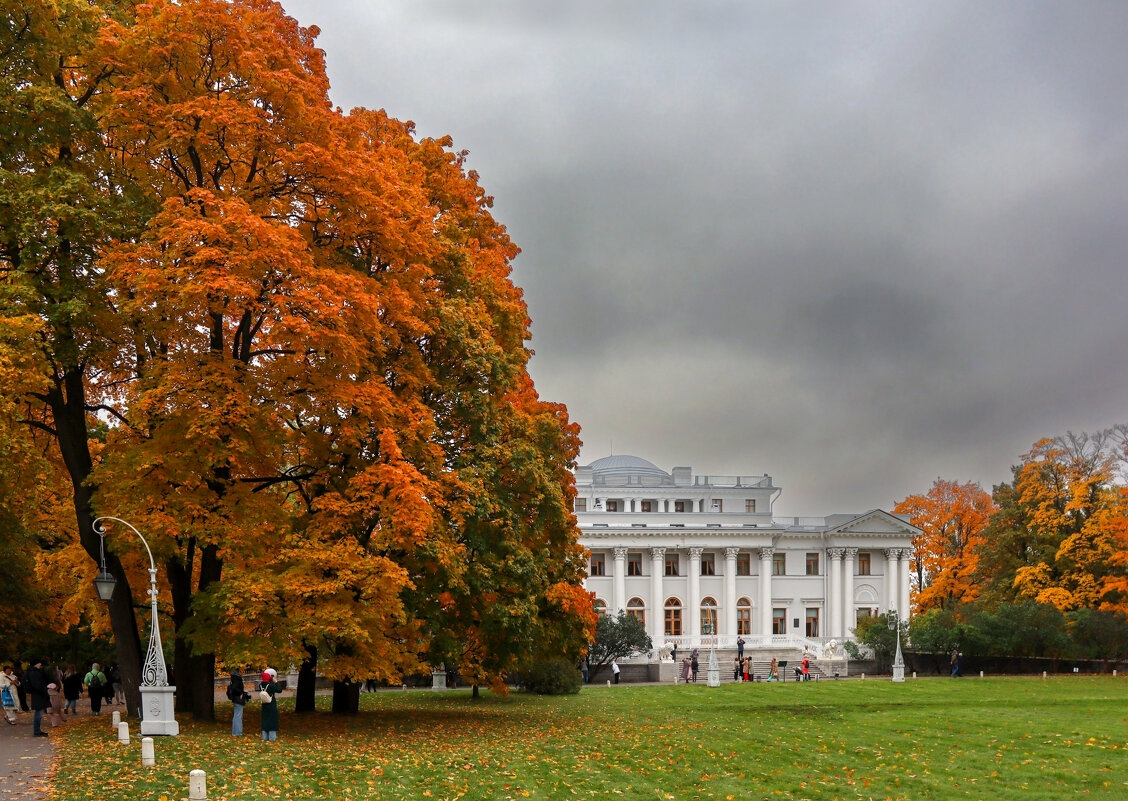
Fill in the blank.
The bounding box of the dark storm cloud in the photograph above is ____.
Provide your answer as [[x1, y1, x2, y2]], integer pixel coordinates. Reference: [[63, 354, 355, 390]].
[[280, 0, 1128, 514]]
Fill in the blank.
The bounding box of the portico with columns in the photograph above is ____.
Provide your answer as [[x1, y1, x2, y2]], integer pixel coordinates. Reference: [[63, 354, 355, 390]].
[[577, 455, 920, 655]]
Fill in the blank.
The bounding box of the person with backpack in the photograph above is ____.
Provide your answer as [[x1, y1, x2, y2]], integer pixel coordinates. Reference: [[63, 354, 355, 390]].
[[226, 670, 250, 736], [84, 663, 108, 715], [259, 667, 282, 741]]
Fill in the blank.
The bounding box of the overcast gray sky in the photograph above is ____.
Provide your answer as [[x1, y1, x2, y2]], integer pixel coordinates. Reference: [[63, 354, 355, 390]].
[[278, 1, 1128, 516]]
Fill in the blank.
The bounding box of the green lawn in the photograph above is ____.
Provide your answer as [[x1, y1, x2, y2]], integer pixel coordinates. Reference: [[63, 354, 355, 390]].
[[48, 676, 1128, 801]]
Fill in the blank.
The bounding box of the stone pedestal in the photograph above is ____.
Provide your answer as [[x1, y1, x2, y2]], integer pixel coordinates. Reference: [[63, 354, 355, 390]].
[[706, 649, 720, 687], [140, 685, 179, 736], [431, 670, 447, 690]]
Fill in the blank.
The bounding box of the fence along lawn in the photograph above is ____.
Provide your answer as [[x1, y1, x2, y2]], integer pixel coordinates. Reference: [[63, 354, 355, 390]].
[[48, 676, 1128, 801]]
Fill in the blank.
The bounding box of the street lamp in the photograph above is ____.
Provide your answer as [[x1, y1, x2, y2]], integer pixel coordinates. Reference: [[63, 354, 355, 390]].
[[887, 610, 905, 683], [93, 516, 179, 736], [703, 621, 720, 687]]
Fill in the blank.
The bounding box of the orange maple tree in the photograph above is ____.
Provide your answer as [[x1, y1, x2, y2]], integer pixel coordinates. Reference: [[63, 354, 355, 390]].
[[894, 479, 995, 615], [1, 0, 591, 718]]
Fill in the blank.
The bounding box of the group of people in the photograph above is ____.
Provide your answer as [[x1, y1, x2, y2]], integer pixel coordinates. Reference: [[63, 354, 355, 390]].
[[226, 667, 283, 740], [1, 660, 123, 736]]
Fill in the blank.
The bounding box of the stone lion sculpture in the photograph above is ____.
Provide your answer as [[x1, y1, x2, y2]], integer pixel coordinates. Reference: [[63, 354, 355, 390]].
[[822, 639, 840, 659], [658, 642, 676, 661]]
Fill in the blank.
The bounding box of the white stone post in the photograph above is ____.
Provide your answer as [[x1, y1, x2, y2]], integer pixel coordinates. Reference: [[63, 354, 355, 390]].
[[141, 737, 155, 766], [111, 709, 121, 727], [189, 769, 207, 800], [117, 721, 130, 744]]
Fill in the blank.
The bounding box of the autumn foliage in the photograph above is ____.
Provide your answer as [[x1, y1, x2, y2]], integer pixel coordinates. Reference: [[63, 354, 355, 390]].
[[0, 0, 592, 717]]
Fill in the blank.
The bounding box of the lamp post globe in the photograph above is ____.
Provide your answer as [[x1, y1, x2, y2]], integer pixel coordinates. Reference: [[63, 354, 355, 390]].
[[888, 610, 905, 683]]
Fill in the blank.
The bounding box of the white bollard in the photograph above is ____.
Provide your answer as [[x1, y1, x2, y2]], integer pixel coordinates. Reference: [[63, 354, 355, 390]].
[[111, 710, 121, 727], [979, 670, 984, 678], [1114, 670, 1118, 677], [606, 680, 611, 687], [1043, 671, 1047, 679], [861, 673, 865, 680], [189, 769, 207, 801], [117, 721, 130, 744], [141, 737, 155, 767], [912, 672, 917, 679]]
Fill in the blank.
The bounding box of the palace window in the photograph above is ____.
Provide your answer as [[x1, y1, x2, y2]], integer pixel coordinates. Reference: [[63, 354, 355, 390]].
[[675, 501, 686, 512], [806, 608, 820, 638], [641, 500, 652, 513], [772, 552, 786, 576], [664, 598, 682, 636], [736, 553, 751, 576], [857, 552, 871, 575], [627, 597, 646, 627], [575, 498, 587, 512], [711, 499, 723, 512], [589, 554, 605, 576], [700, 553, 716, 576], [606, 500, 619, 512], [737, 598, 752, 635], [593, 599, 607, 616], [745, 499, 757, 513], [700, 597, 718, 635], [806, 553, 820, 575], [664, 554, 680, 576], [772, 608, 786, 635], [627, 553, 643, 576]]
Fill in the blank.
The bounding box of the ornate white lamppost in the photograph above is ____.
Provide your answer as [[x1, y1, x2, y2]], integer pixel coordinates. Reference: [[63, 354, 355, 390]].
[[94, 517, 179, 736], [888, 610, 905, 683]]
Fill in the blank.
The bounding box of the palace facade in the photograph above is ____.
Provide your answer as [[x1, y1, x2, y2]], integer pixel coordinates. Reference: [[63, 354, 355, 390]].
[[576, 455, 919, 653]]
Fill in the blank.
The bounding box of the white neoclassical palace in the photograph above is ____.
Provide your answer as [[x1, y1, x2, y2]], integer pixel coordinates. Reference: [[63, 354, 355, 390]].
[[577, 455, 919, 655]]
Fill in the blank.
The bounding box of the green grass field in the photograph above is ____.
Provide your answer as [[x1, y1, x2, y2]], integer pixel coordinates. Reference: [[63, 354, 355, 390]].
[[47, 676, 1128, 801]]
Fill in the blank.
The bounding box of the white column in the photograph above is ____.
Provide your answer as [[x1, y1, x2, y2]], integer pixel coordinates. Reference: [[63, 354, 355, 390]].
[[724, 547, 739, 638], [759, 548, 774, 637], [650, 547, 665, 643], [899, 548, 911, 623], [827, 548, 844, 639], [688, 547, 702, 641], [612, 546, 628, 615], [843, 548, 857, 635], [884, 549, 899, 616]]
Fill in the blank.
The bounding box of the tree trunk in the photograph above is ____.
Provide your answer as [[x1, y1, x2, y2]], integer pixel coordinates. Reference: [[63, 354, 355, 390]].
[[168, 542, 222, 721], [331, 680, 360, 714], [52, 371, 146, 720], [471, 683, 480, 700], [295, 645, 317, 712]]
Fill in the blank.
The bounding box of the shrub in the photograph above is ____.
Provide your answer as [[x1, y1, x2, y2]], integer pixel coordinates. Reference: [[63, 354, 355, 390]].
[[523, 658, 582, 695]]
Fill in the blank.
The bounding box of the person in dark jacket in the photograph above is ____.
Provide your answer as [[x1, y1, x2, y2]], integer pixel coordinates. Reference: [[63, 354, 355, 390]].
[[24, 658, 51, 737], [226, 670, 249, 736], [62, 665, 83, 715], [259, 667, 283, 741]]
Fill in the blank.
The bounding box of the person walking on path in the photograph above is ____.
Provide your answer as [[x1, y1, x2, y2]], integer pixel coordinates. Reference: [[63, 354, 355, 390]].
[[110, 664, 125, 705], [13, 661, 30, 711], [690, 649, 699, 683], [259, 668, 282, 741], [84, 663, 107, 715], [680, 657, 691, 683], [227, 670, 249, 737], [62, 665, 82, 716], [611, 660, 621, 684], [24, 658, 51, 737], [768, 657, 779, 682], [46, 663, 64, 728], [1, 665, 19, 725]]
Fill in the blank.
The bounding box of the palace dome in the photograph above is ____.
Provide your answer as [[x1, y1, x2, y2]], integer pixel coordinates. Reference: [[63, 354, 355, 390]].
[[586, 455, 671, 486]]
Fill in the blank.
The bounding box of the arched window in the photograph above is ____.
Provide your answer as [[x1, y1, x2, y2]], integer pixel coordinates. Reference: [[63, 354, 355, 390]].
[[627, 597, 646, 627], [593, 599, 607, 616], [664, 597, 682, 636], [737, 597, 752, 636], [700, 597, 718, 635]]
